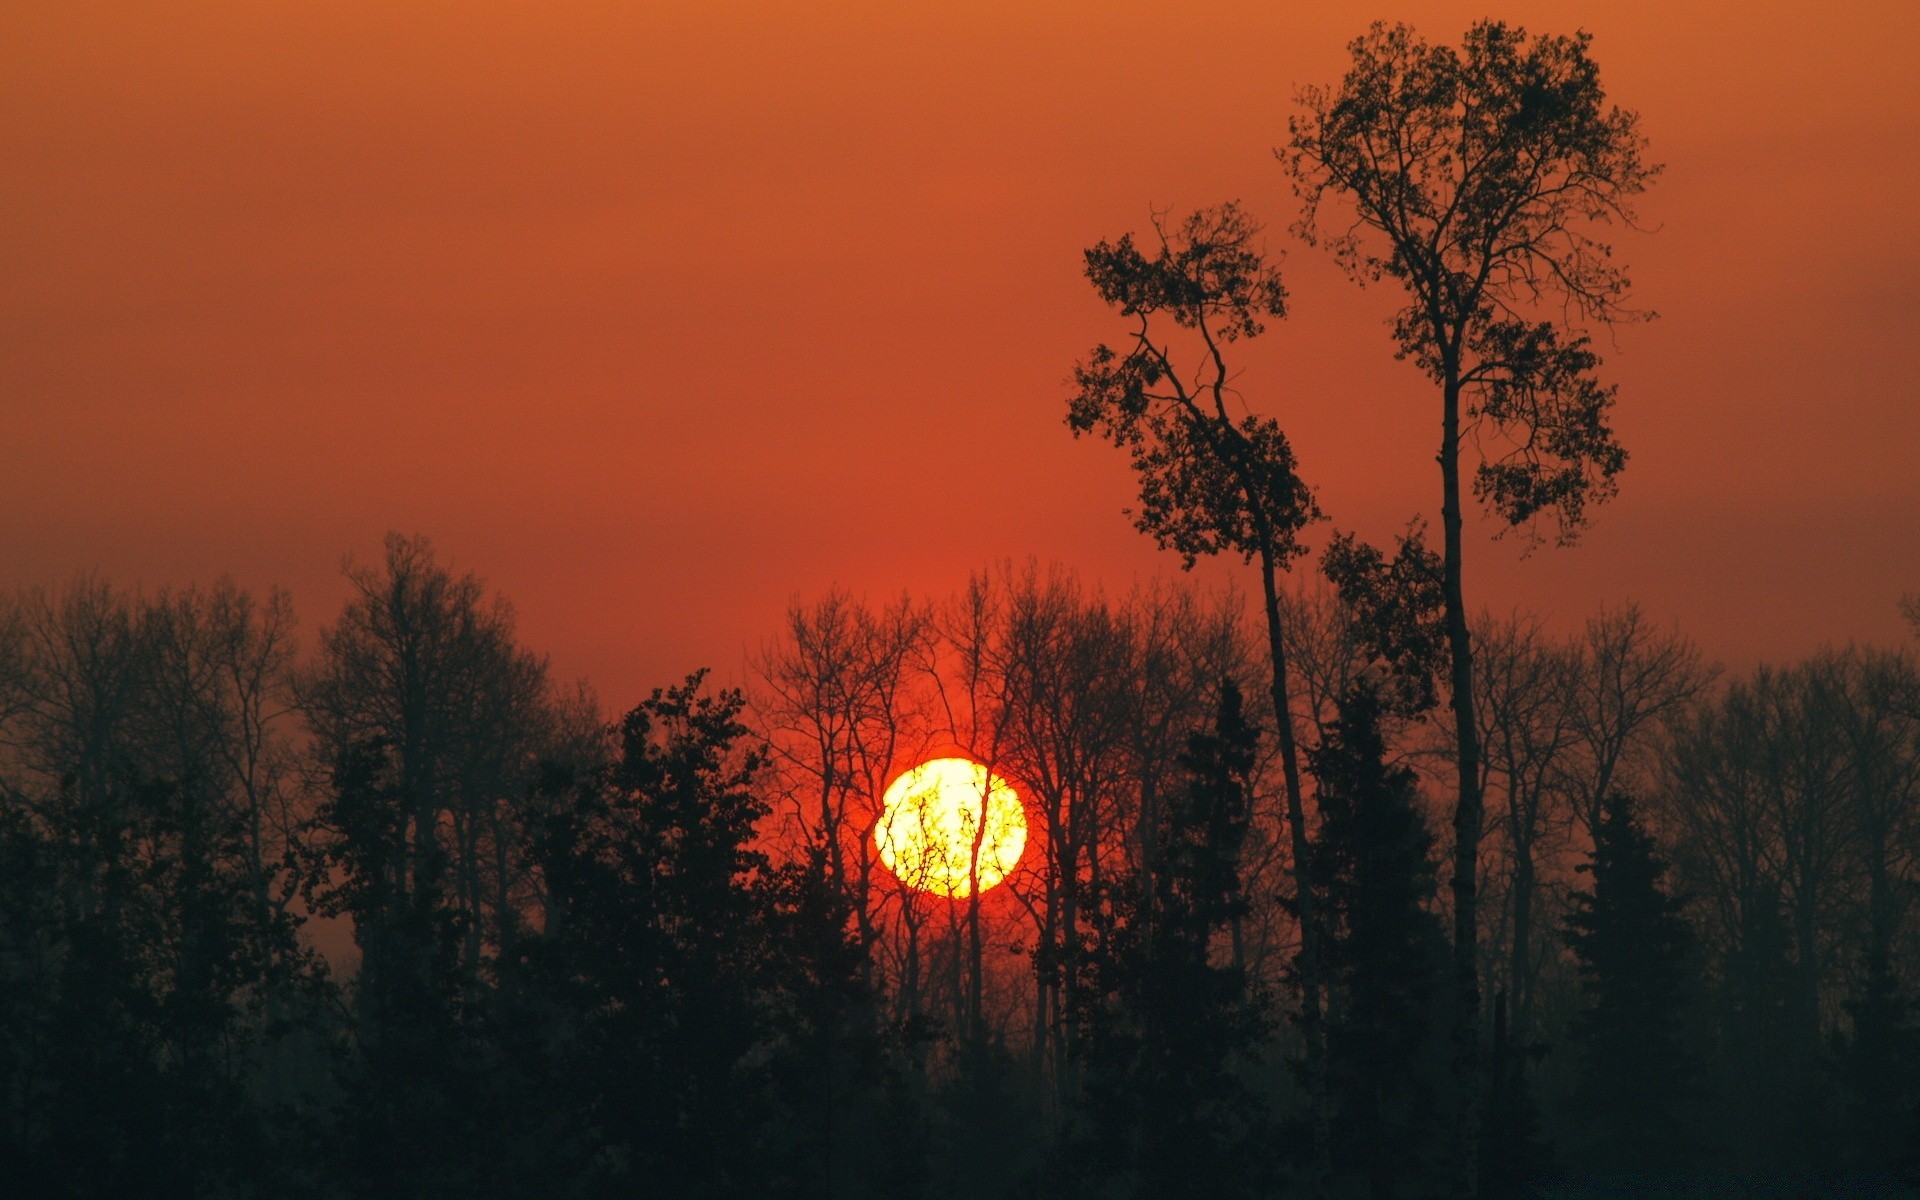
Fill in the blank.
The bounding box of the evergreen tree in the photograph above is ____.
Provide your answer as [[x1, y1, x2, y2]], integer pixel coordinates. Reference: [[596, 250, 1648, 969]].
[[1309, 682, 1451, 1199], [1703, 883, 1801, 1168], [1840, 935, 1915, 1171], [1065, 680, 1273, 1200], [1563, 792, 1696, 1169], [527, 672, 881, 1199]]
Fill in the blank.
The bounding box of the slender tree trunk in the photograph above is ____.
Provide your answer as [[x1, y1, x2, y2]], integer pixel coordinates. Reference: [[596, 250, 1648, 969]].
[[901, 905, 921, 1028], [967, 855, 985, 1048], [1056, 828, 1076, 1072], [1258, 546, 1330, 1193], [1509, 827, 1534, 1036], [1441, 375, 1485, 1197]]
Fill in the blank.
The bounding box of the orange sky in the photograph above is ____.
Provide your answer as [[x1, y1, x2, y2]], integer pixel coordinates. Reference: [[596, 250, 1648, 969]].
[[4, 1, 1917, 709]]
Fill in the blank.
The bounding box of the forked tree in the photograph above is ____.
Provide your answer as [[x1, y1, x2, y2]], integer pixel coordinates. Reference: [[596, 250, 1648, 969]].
[[1067, 202, 1332, 1182], [1286, 22, 1658, 1190]]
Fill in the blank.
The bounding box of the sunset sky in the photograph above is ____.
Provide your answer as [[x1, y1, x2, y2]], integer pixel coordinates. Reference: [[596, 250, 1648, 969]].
[[4, 1, 1916, 710]]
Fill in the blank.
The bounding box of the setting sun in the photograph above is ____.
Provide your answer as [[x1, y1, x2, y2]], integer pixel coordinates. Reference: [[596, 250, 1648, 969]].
[[876, 758, 1027, 898]]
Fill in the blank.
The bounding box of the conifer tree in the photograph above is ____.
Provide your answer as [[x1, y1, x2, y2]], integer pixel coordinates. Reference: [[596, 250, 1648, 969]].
[[1309, 683, 1450, 1199], [1067, 681, 1273, 1200], [1564, 793, 1696, 1169]]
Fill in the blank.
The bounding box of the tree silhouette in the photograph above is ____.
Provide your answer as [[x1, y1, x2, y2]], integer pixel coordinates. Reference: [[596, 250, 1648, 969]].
[[1065, 681, 1273, 1200], [0, 582, 325, 1198], [308, 738, 503, 1199], [1287, 23, 1659, 1189], [1835, 649, 1920, 1170], [1564, 793, 1697, 1170], [1069, 202, 1332, 1182], [526, 672, 880, 1198], [1309, 683, 1451, 1199]]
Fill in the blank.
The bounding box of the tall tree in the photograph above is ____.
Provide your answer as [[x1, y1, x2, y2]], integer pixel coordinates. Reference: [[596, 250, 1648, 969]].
[[1066, 680, 1273, 1200], [1309, 683, 1450, 1199], [1068, 202, 1331, 1183], [297, 536, 566, 1195], [1563, 793, 1697, 1170], [1287, 23, 1659, 1188], [300, 534, 558, 1002]]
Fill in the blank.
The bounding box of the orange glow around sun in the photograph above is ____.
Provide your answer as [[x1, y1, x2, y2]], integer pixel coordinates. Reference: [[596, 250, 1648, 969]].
[[876, 758, 1027, 898]]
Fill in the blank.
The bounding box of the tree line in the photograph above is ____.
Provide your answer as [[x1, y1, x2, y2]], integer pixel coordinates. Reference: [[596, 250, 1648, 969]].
[[3, 544, 1917, 1197]]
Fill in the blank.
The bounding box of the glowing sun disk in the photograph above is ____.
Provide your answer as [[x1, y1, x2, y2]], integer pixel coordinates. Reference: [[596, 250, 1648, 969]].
[[876, 758, 1027, 898]]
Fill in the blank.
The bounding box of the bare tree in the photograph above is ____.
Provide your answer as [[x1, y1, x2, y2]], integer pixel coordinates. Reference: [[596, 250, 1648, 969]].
[[988, 565, 1135, 1087], [1666, 658, 1854, 1052], [753, 588, 938, 1040], [1279, 580, 1370, 747], [926, 574, 1020, 1052], [1473, 613, 1577, 1040], [11, 579, 152, 822], [1833, 647, 1920, 1163], [754, 590, 933, 945], [1563, 605, 1709, 834]]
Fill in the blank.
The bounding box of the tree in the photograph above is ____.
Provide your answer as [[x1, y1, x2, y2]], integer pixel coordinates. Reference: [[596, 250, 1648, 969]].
[[1563, 793, 1697, 1169], [1069, 202, 1332, 1181], [1309, 683, 1451, 1199], [1471, 613, 1575, 1044], [1662, 669, 1823, 1168], [753, 589, 934, 955], [1065, 681, 1273, 1200], [0, 580, 324, 1197], [1287, 23, 1659, 1188], [984, 566, 1143, 1091], [1563, 605, 1709, 834], [297, 536, 570, 1196], [527, 673, 881, 1198], [1469, 614, 1576, 1192], [300, 534, 559, 1003], [1832, 649, 1920, 1169]]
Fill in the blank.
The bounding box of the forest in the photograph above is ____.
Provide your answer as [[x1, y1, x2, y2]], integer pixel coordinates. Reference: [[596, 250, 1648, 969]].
[[4, 541, 1918, 1198], [4, 16, 1917, 1200]]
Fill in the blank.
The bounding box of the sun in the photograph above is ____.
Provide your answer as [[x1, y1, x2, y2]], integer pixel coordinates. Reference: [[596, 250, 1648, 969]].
[[876, 758, 1027, 898]]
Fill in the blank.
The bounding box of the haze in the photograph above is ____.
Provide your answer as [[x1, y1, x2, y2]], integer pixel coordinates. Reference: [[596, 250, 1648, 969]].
[[4, 0, 1916, 708]]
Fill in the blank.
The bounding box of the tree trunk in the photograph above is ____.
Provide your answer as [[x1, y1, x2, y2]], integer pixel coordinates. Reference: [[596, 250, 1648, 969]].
[[1258, 545, 1330, 1193], [1509, 827, 1534, 1036], [1441, 375, 1485, 1197]]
